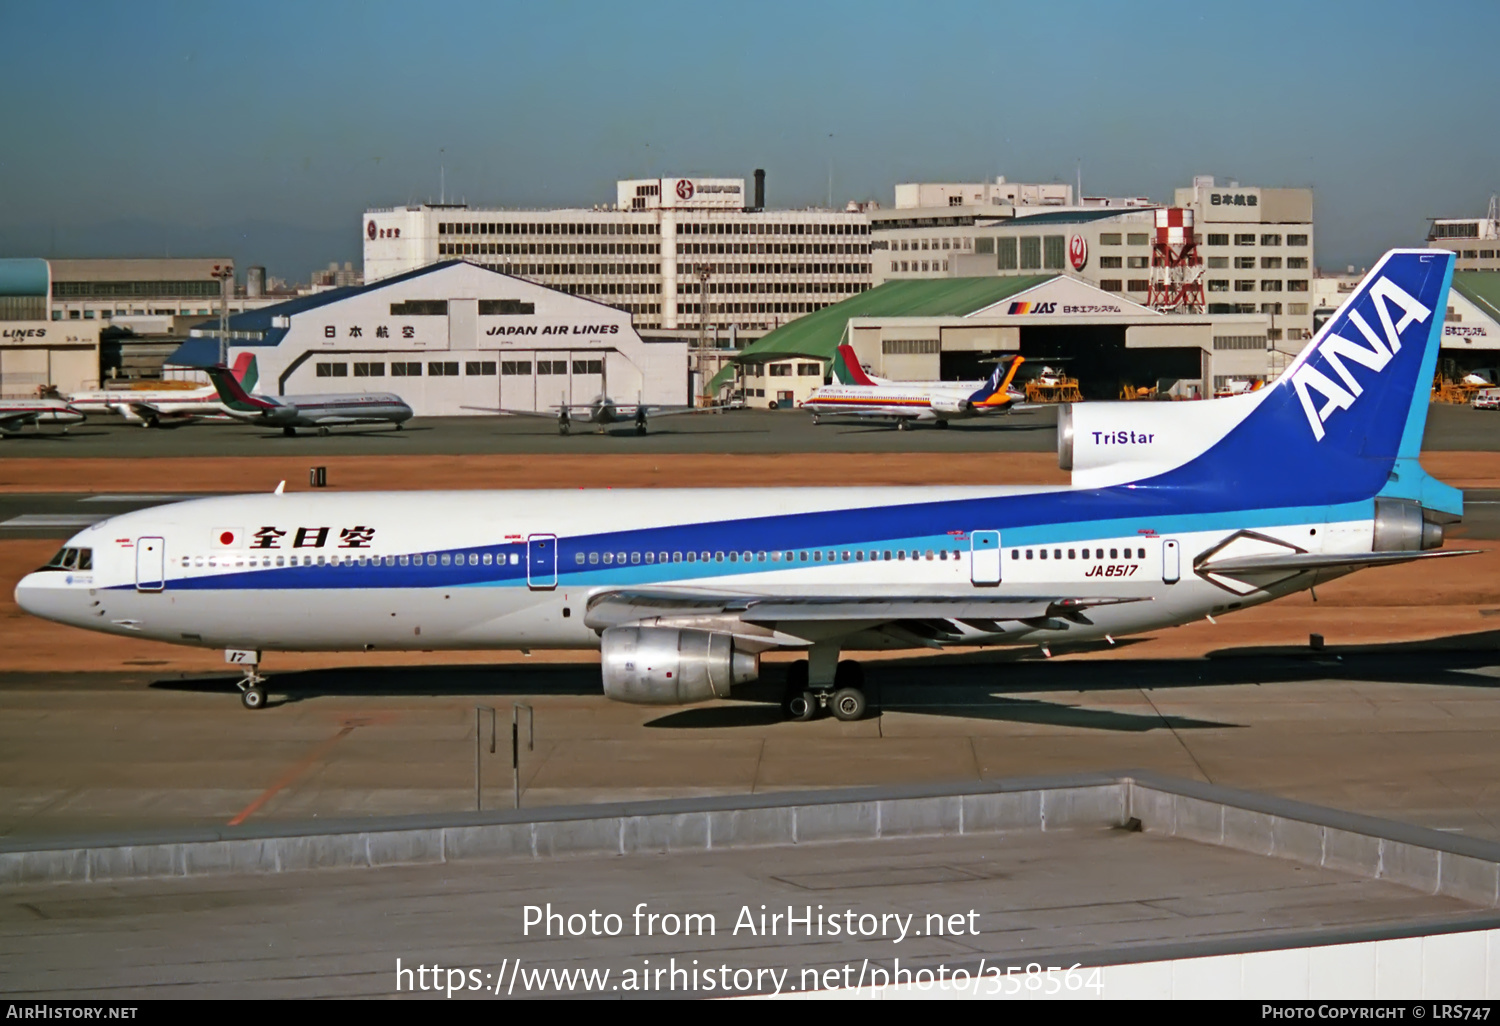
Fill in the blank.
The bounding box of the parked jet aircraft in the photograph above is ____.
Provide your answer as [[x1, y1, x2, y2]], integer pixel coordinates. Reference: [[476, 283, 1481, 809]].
[[0, 398, 85, 436], [68, 354, 257, 427], [801, 349, 1029, 428], [202, 363, 414, 436], [16, 251, 1472, 720]]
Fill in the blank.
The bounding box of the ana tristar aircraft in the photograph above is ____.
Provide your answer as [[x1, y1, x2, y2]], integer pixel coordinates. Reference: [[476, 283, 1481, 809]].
[[16, 250, 1473, 718]]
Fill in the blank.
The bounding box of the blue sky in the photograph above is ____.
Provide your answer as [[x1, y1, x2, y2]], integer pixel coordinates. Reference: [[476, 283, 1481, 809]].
[[2, 0, 1496, 278]]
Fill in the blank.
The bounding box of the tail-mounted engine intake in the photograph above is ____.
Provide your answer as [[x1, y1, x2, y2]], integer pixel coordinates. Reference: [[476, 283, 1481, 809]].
[[600, 626, 759, 705], [1372, 497, 1445, 551]]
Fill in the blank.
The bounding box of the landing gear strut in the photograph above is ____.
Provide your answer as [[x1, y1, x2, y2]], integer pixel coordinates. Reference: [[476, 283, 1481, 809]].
[[779, 656, 870, 721], [635, 411, 648, 436], [235, 665, 268, 710]]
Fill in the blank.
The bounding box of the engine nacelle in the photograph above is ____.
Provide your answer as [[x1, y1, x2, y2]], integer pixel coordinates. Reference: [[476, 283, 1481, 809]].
[[600, 626, 759, 705], [1058, 397, 1258, 487], [930, 397, 971, 415], [1373, 497, 1444, 551]]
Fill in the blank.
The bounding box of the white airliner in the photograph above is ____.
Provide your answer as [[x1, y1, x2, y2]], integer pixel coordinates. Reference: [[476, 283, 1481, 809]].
[[67, 353, 257, 427], [202, 363, 414, 436], [15, 250, 1473, 720], [801, 345, 1029, 429], [0, 398, 85, 436]]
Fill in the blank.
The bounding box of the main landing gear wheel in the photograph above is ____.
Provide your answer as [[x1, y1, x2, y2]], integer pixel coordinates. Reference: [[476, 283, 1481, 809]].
[[811, 414, 820, 425], [318, 426, 330, 436], [935, 419, 949, 429], [635, 420, 648, 436], [896, 419, 910, 431], [559, 422, 570, 436], [781, 659, 817, 721], [830, 687, 866, 722], [283, 426, 296, 437]]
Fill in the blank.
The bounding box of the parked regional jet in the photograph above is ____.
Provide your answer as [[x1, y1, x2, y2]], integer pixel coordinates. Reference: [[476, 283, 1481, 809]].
[[15, 251, 1473, 720], [68, 353, 257, 427], [0, 398, 85, 436], [801, 349, 1028, 428], [202, 363, 413, 436]]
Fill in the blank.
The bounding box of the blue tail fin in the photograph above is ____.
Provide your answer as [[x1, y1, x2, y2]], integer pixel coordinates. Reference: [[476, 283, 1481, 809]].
[[1149, 249, 1458, 512], [966, 361, 1009, 403]]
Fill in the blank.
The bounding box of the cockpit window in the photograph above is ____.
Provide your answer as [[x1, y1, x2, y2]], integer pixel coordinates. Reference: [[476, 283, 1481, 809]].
[[42, 547, 91, 572]]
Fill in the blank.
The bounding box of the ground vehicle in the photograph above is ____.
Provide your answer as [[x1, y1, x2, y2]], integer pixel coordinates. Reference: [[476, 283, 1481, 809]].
[[1473, 387, 1500, 410]]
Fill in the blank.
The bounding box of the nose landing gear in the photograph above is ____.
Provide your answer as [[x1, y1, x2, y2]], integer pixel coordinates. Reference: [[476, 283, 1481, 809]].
[[230, 651, 269, 709]]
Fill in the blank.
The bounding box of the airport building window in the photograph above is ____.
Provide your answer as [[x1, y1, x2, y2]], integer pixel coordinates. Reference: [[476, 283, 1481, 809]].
[[996, 237, 1018, 270], [1099, 256, 1123, 269], [1261, 257, 1282, 269], [466, 361, 498, 375], [390, 362, 423, 376], [1260, 280, 1283, 292], [1260, 303, 1283, 315], [882, 339, 940, 355], [1234, 256, 1257, 269], [1099, 233, 1122, 246], [1126, 280, 1149, 292], [478, 299, 535, 315], [427, 361, 460, 376], [1099, 279, 1123, 291], [1235, 280, 1256, 292], [354, 362, 386, 377], [1126, 256, 1148, 269], [1287, 257, 1308, 269], [1207, 233, 1229, 246], [1213, 335, 1267, 350], [537, 360, 567, 374], [1234, 234, 1256, 246], [315, 362, 348, 377], [1208, 279, 1229, 292], [500, 361, 532, 375], [1287, 234, 1309, 246], [1043, 235, 1066, 270], [570, 360, 603, 374], [1019, 237, 1042, 270], [769, 364, 792, 376], [1287, 280, 1309, 292], [1288, 303, 1309, 315], [797, 363, 822, 376], [1207, 257, 1228, 268], [389, 300, 448, 316], [1126, 233, 1149, 246], [1261, 234, 1282, 246]]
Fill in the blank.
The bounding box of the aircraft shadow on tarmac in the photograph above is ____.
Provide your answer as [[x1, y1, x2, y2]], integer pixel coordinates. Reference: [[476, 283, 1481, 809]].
[[147, 628, 1500, 723]]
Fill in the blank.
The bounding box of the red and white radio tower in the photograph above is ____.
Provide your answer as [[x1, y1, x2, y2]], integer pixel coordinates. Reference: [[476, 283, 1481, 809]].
[[1146, 208, 1204, 314]]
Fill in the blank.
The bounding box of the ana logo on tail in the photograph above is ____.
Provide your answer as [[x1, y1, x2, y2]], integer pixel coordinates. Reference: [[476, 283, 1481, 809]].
[[1291, 276, 1431, 441]]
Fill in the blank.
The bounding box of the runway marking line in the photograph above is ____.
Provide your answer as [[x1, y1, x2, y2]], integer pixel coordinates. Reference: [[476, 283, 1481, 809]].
[[228, 724, 356, 826]]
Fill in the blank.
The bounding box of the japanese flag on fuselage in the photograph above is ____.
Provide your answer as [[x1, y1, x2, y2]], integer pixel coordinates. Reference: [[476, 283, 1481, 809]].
[[212, 528, 246, 549]]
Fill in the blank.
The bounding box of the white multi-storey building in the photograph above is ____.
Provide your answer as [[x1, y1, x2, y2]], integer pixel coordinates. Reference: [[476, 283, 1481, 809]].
[[363, 176, 872, 335]]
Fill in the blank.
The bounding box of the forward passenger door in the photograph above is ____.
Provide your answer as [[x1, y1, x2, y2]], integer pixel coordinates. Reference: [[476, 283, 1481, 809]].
[[970, 530, 1001, 586]]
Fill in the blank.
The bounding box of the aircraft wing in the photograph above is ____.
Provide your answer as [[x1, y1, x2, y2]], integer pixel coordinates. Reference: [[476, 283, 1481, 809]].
[[459, 405, 560, 419], [585, 590, 1151, 644], [0, 410, 39, 430], [627, 405, 721, 418], [124, 401, 200, 421]]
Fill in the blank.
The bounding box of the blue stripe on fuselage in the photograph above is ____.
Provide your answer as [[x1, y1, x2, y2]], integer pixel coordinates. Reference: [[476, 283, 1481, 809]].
[[144, 484, 1368, 592]]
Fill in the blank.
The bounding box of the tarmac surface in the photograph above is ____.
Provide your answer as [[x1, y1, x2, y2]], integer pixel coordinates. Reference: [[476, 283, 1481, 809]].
[[0, 823, 1481, 998], [0, 402, 1493, 457]]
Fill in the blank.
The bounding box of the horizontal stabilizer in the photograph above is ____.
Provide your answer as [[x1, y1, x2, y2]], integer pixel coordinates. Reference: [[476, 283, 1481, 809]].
[[1197, 548, 1479, 574]]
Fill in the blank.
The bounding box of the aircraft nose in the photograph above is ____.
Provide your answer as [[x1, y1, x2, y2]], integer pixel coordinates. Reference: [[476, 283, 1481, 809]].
[[14, 571, 89, 626]]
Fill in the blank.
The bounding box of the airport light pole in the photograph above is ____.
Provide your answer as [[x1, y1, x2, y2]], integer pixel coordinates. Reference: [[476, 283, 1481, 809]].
[[695, 264, 713, 406], [211, 263, 234, 367]]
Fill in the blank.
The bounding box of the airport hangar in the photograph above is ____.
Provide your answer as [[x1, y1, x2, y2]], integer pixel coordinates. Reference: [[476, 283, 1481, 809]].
[[716, 273, 1274, 408], [165, 260, 690, 416]]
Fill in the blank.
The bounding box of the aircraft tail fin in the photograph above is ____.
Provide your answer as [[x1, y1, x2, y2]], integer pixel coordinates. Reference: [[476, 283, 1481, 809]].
[[205, 363, 277, 413], [230, 352, 258, 392], [968, 356, 1024, 406], [833, 344, 879, 386], [1141, 249, 1459, 513]]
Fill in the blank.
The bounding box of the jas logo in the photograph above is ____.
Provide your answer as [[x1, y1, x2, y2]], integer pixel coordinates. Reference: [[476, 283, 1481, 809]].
[[1290, 277, 1431, 441]]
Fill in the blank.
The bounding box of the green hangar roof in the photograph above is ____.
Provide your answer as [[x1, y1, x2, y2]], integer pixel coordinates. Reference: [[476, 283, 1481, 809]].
[[710, 275, 1054, 390], [1452, 271, 1500, 322], [735, 275, 1053, 362]]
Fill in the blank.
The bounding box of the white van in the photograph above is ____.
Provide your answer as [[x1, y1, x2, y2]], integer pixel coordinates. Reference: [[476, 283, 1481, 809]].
[[1474, 387, 1500, 410]]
